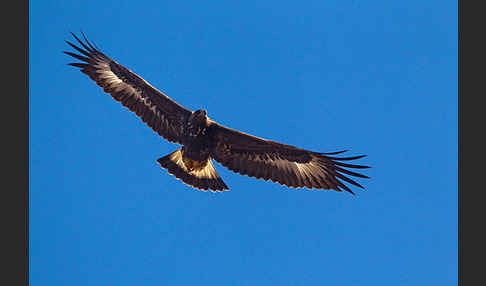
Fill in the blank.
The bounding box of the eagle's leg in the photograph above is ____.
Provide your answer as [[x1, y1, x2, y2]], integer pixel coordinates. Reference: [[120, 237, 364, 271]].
[[182, 155, 207, 172]]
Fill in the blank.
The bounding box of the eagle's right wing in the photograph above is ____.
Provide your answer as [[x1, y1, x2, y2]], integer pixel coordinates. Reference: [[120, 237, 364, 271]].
[[64, 33, 192, 144], [208, 122, 369, 194]]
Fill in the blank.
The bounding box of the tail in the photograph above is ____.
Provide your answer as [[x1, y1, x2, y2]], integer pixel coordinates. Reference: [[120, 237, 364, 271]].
[[157, 148, 229, 192]]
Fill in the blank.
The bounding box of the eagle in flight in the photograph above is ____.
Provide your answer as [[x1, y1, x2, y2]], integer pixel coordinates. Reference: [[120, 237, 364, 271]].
[[64, 33, 370, 194]]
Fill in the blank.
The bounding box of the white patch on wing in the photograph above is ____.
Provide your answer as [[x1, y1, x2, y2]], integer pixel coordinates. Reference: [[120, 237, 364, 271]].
[[93, 62, 161, 116], [248, 153, 331, 182], [99, 72, 122, 84], [294, 161, 322, 179]]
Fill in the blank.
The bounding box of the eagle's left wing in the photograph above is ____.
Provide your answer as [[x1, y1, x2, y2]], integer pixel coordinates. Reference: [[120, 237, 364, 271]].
[[64, 33, 192, 144], [208, 122, 370, 194]]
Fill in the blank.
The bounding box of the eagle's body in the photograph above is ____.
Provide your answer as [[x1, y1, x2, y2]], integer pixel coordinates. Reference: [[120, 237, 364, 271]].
[[171, 109, 225, 189], [183, 110, 212, 162], [65, 33, 370, 194]]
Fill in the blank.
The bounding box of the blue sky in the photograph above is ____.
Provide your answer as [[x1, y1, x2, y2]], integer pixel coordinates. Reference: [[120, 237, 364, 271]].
[[30, 1, 457, 285]]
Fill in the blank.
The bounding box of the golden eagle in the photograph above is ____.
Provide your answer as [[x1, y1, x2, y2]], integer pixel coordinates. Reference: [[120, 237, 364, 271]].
[[64, 33, 370, 194]]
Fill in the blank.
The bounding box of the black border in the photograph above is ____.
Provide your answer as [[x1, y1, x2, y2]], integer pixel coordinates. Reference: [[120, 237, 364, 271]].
[[24, 0, 29, 284], [7, 0, 29, 284], [459, 1, 485, 285], [4, 0, 28, 284]]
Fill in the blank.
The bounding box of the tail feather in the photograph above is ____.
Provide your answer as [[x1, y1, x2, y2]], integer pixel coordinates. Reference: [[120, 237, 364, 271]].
[[157, 148, 229, 192]]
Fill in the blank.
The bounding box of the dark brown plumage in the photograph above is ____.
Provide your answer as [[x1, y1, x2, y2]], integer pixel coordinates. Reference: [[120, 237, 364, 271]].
[[65, 32, 370, 194]]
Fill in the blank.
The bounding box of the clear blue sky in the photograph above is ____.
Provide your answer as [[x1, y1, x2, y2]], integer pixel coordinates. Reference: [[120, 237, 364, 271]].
[[30, 1, 457, 285]]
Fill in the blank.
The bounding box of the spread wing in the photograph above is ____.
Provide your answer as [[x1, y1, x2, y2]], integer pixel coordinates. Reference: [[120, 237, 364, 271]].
[[208, 123, 370, 194], [64, 32, 191, 144]]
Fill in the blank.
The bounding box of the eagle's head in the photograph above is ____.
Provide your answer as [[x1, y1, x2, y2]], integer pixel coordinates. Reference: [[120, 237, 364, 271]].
[[189, 109, 209, 127], [194, 109, 207, 119]]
